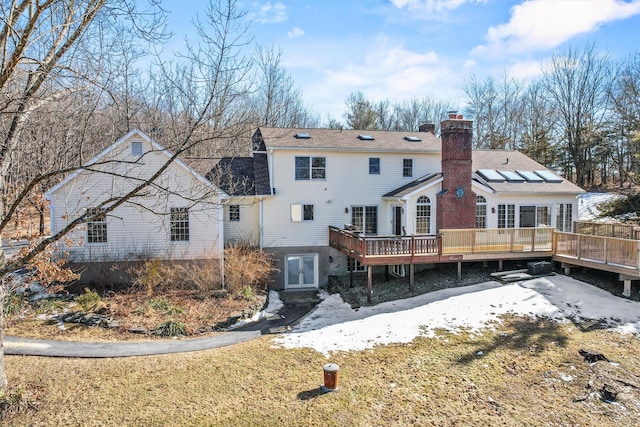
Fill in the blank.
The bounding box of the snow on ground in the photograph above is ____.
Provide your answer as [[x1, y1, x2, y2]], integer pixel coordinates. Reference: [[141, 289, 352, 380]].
[[227, 291, 284, 329], [578, 192, 623, 220], [273, 275, 640, 356]]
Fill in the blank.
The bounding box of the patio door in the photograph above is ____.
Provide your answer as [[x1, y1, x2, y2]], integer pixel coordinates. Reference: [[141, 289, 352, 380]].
[[286, 254, 318, 289], [392, 206, 403, 236]]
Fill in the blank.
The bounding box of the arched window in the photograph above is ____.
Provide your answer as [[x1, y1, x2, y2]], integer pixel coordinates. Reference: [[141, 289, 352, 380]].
[[476, 195, 487, 228], [416, 196, 431, 234]]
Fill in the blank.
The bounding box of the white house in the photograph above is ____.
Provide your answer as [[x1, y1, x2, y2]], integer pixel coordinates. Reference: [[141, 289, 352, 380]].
[[47, 119, 584, 290], [212, 116, 584, 290], [45, 129, 225, 275]]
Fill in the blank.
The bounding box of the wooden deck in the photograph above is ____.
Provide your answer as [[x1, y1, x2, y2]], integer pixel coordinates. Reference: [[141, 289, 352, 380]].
[[553, 232, 640, 278], [329, 225, 640, 302], [328, 226, 554, 266]]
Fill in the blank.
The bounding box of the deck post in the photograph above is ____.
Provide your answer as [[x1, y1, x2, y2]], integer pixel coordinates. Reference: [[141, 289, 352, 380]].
[[385, 265, 389, 281], [623, 279, 632, 297], [409, 264, 415, 291], [498, 259, 503, 271], [350, 265, 354, 288], [367, 266, 373, 304], [457, 261, 462, 281]]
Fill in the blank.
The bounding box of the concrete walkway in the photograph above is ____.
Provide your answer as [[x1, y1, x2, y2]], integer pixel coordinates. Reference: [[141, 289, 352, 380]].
[[3, 302, 317, 358]]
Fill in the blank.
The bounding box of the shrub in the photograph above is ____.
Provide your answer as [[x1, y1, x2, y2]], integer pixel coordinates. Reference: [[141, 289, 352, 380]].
[[152, 320, 186, 337], [148, 298, 184, 316], [35, 298, 67, 314], [224, 243, 276, 298], [3, 292, 23, 317], [130, 259, 165, 296], [74, 288, 101, 311], [598, 194, 640, 222]]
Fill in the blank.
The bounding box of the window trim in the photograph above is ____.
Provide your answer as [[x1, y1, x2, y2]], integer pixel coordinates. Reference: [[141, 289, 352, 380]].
[[131, 141, 143, 156], [476, 195, 487, 229], [351, 205, 378, 235], [415, 195, 431, 234], [229, 205, 240, 222], [291, 203, 315, 222], [498, 204, 515, 229], [403, 158, 413, 178], [86, 208, 107, 244], [369, 157, 380, 175], [170, 207, 190, 242], [295, 156, 326, 180]]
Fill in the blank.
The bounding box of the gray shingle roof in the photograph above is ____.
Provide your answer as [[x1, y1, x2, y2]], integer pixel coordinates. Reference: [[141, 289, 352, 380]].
[[257, 127, 440, 152], [472, 150, 584, 194]]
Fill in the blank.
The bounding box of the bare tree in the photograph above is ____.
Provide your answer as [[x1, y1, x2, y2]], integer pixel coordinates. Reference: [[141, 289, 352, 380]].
[[542, 45, 613, 187], [252, 45, 317, 128]]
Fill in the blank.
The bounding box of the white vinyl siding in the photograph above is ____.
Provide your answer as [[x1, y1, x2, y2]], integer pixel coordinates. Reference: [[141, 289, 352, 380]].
[[48, 132, 222, 261], [261, 149, 440, 247]]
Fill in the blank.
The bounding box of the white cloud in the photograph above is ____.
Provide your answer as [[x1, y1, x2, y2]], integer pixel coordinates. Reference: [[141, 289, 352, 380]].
[[474, 0, 640, 55], [391, 0, 487, 12], [287, 26, 304, 39], [295, 40, 462, 118], [506, 59, 544, 80], [248, 2, 287, 24]]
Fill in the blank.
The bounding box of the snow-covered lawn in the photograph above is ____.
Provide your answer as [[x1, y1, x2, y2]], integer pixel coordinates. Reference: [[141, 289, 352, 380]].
[[273, 275, 640, 356]]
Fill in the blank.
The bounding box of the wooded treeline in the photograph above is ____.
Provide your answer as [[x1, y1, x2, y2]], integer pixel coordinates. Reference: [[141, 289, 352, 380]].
[[341, 46, 640, 190], [1, 1, 639, 246]]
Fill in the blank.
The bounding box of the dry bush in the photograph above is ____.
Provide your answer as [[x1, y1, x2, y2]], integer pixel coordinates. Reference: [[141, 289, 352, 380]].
[[224, 243, 276, 296], [127, 245, 275, 299]]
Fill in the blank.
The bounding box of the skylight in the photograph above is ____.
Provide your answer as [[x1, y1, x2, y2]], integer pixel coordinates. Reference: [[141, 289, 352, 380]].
[[477, 169, 506, 182], [534, 170, 563, 183], [498, 170, 525, 182], [516, 170, 544, 182], [294, 132, 311, 139], [358, 134, 375, 140], [404, 136, 422, 142]]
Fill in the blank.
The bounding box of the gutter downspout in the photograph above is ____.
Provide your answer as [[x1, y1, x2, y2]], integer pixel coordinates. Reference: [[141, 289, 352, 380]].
[[259, 196, 264, 249], [218, 196, 225, 290]]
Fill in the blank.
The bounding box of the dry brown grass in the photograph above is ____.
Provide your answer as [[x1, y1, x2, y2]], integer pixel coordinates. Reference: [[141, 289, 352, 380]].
[[4, 315, 640, 425], [4, 289, 265, 341]]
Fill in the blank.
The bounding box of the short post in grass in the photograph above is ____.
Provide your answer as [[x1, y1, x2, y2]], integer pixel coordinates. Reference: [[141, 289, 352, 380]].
[[321, 363, 339, 393]]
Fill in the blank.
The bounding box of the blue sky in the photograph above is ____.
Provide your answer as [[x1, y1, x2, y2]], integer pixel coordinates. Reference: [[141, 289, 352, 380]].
[[163, 0, 640, 122]]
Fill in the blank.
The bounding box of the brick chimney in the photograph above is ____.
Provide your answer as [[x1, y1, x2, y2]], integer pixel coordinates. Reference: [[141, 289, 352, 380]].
[[436, 113, 476, 231], [418, 123, 435, 134]]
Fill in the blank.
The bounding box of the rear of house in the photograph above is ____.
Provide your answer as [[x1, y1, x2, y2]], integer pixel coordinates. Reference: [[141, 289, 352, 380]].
[[221, 118, 584, 291], [46, 130, 225, 282]]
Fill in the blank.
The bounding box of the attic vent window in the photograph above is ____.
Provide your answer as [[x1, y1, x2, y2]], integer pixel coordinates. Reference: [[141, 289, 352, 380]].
[[131, 141, 143, 156], [294, 132, 311, 139], [358, 134, 375, 141], [404, 136, 422, 142]]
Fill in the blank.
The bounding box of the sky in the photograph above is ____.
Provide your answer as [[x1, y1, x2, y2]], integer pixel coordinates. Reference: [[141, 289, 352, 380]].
[[162, 0, 640, 123]]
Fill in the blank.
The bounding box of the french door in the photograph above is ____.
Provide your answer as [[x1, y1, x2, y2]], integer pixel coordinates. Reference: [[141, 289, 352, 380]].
[[286, 254, 318, 289]]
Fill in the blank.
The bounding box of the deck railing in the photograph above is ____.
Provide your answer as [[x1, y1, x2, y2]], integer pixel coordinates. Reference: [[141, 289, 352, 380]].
[[328, 226, 439, 259], [554, 231, 640, 270], [440, 227, 553, 254], [329, 226, 553, 261], [574, 220, 640, 240]]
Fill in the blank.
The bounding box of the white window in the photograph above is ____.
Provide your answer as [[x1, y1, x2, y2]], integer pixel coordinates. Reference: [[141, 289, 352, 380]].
[[498, 204, 515, 228], [556, 203, 573, 232], [87, 208, 107, 243], [476, 196, 487, 228], [295, 156, 325, 180], [170, 207, 189, 241], [415, 196, 431, 234], [229, 205, 240, 221], [352, 206, 378, 234], [291, 204, 314, 222], [131, 141, 143, 156], [403, 159, 413, 177]]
